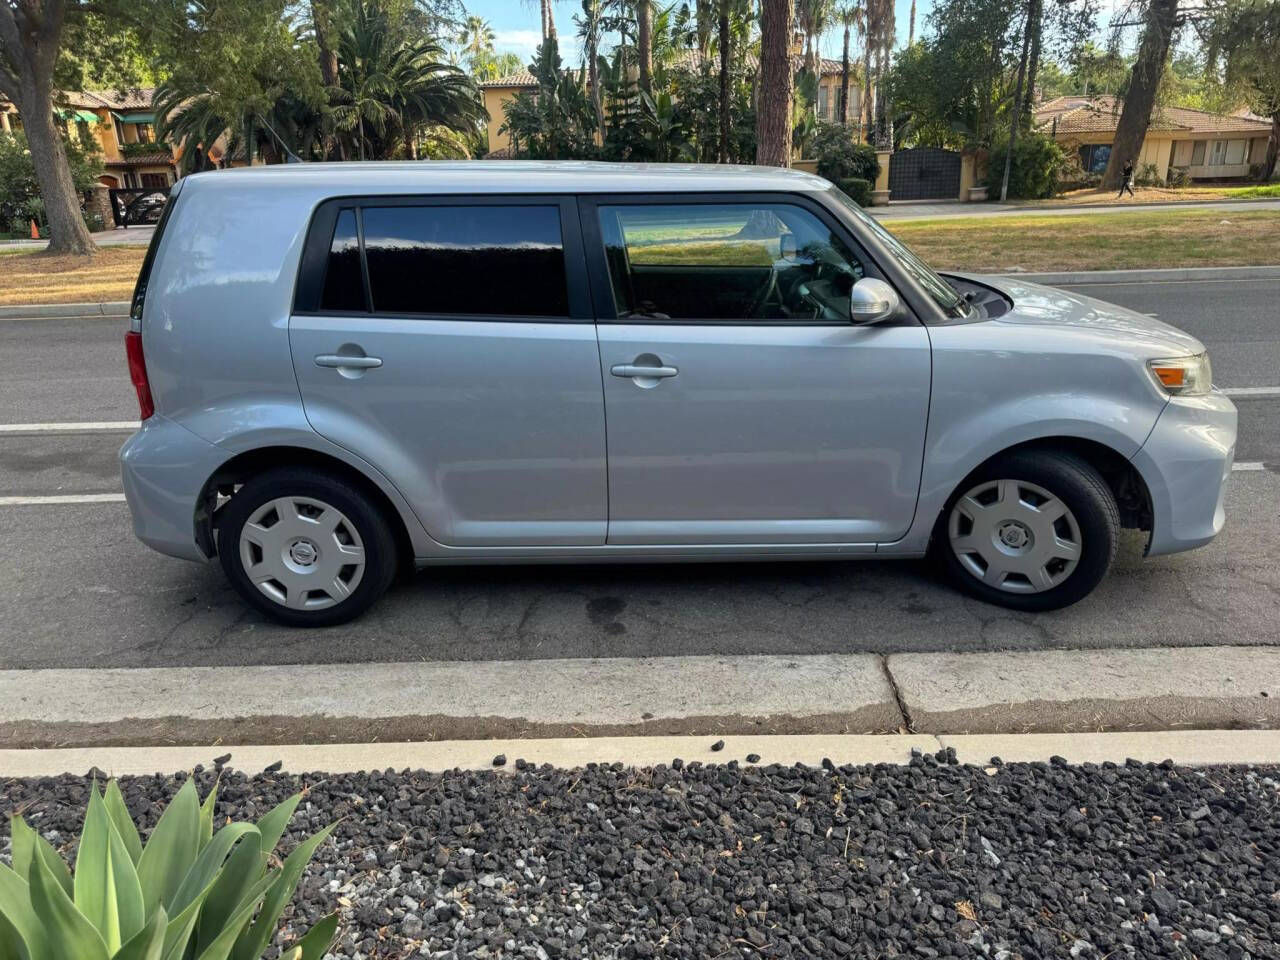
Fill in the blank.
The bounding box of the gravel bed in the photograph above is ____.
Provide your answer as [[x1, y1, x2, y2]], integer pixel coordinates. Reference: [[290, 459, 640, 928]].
[[3, 750, 1280, 959]]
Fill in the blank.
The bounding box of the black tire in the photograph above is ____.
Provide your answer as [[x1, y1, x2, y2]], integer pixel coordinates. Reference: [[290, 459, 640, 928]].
[[217, 467, 398, 627], [932, 450, 1120, 612]]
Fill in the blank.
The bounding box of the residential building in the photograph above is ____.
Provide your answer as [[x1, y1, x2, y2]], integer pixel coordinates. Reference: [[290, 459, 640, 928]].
[[1035, 95, 1274, 182], [1, 87, 179, 189], [479, 52, 863, 159]]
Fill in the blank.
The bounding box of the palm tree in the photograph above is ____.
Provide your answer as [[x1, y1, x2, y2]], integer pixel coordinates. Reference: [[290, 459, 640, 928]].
[[636, 1, 653, 95], [331, 0, 485, 160], [756, 0, 794, 166], [457, 16, 496, 73], [837, 1, 864, 125], [796, 0, 832, 82], [575, 0, 608, 142]]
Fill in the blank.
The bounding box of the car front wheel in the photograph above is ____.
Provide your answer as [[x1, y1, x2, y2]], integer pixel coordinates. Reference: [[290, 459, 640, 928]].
[[936, 450, 1120, 611], [217, 468, 397, 626]]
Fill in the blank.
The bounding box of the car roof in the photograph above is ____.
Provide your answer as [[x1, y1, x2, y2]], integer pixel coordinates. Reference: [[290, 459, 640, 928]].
[[183, 160, 834, 195]]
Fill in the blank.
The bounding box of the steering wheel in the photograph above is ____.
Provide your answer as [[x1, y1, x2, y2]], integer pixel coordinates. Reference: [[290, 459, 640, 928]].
[[743, 265, 781, 319]]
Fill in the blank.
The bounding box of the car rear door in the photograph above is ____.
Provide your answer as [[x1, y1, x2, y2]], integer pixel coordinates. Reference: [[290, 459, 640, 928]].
[[582, 193, 932, 546], [290, 195, 607, 546]]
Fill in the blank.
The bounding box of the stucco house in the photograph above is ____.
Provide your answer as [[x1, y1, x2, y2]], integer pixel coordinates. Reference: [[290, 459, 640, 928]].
[[1, 87, 180, 190], [1035, 94, 1273, 183], [480, 51, 863, 159]]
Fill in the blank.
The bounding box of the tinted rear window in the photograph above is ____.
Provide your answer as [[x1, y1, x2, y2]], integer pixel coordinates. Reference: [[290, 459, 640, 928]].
[[361, 205, 568, 317], [129, 181, 183, 323], [320, 209, 366, 312]]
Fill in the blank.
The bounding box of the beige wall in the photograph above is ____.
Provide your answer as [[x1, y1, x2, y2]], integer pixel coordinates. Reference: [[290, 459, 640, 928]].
[[1061, 129, 1270, 182], [482, 87, 517, 155]]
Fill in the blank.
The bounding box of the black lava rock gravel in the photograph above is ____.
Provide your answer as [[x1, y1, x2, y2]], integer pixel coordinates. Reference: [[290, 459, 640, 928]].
[[4, 751, 1279, 959]]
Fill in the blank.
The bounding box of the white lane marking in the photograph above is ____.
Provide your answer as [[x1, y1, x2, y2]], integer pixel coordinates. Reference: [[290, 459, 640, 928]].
[[0, 493, 126, 506], [0, 421, 138, 433], [1233, 462, 1266, 471], [1221, 387, 1280, 398]]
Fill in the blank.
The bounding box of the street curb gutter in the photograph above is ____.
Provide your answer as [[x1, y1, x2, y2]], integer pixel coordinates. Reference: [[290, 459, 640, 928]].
[[1, 646, 1277, 750], [4, 731, 1280, 778], [0, 300, 129, 319], [1001, 265, 1280, 285]]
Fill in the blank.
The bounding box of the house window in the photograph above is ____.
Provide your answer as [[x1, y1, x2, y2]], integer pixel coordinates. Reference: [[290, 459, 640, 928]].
[[135, 123, 154, 143], [1210, 140, 1228, 165], [1191, 141, 1206, 165], [1078, 144, 1111, 174], [141, 173, 168, 189], [1224, 139, 1246, 165], [817, 85, 829, 121]]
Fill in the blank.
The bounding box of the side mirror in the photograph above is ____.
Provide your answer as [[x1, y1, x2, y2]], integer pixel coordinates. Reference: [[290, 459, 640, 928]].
[[848, 277, 900, 324], [779, 233, 797, 260]]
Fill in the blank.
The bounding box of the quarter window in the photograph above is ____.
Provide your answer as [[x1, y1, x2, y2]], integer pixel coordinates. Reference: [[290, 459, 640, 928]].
[[597, 203, 867, 322], [320, 208, 366, 313], [361, 205, 569, 317]]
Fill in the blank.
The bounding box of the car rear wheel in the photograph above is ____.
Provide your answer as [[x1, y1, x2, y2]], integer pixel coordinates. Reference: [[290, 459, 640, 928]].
[[217, 468, 397, 626], [936, 450, 1119, 611]]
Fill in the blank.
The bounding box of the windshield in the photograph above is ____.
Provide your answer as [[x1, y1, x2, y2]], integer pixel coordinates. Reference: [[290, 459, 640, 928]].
[[826, 186, 970, 318]]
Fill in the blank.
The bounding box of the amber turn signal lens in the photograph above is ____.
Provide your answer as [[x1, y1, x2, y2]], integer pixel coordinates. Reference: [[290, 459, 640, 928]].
[[1152, 366, 1186, 388]]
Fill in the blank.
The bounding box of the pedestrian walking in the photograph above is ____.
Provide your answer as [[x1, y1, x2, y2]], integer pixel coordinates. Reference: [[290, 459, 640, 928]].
[[1118, 159, 1136, 198]]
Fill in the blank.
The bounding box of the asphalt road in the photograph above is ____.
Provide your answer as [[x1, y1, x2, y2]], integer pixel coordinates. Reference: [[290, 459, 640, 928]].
[[0, 277, 1277, 669]]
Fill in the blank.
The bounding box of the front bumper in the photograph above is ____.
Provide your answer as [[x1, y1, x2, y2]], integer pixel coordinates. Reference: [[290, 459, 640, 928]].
[[1130, 390, 1237, 557], [120, 415, 228, 562]]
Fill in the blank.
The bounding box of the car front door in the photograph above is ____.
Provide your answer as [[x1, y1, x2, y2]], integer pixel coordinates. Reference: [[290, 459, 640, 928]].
[[583, 194, 931, 546], [290, 196, 607, 546]]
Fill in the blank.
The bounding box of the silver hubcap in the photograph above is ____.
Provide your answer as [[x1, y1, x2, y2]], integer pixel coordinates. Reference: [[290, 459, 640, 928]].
[[238, 496, 366, 610], [948, 478, 1082, 594]]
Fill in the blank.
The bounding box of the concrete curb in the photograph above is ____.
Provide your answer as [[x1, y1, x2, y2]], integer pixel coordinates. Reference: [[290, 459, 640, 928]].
[[1, 646, 1278, 749], [999, 265, 1280, 285], [4, 730, 1280, 778], [889, 646, 1280, 735], [0, 300, 129, 319]]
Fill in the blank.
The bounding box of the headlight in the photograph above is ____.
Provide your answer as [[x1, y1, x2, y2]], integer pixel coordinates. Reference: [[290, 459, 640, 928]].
[[1147, 353, 1212, 397]]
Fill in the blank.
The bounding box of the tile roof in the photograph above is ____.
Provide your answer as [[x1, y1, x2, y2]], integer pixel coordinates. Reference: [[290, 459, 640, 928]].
[[480, 51, 852, 89], [1035, 94, 1271, 137], [58, 88, 157, 111]]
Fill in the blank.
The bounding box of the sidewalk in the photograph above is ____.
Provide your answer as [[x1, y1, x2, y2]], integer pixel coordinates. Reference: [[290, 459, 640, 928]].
[[873, 196, 1280, 220], [0, 223, 155, 249]]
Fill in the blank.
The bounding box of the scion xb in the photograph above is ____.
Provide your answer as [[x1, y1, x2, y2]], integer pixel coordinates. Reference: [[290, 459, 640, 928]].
[[120, 162, 1236, 626]]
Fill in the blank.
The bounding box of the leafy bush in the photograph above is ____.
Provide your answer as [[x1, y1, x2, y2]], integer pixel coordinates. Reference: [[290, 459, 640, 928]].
[[812, 124, 880, 184], [1135, 162, 1163, 187], [838, 177, 872, 207], [0, 131, 103, 233], [0, 778, 337, 960], [983, 131, 1066, 200], [1166, 165, 1191, 188]]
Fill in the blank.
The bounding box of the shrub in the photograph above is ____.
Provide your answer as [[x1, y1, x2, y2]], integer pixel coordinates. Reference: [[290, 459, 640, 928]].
[[838, 177, 872, 207], [1135, 162, 1163, 187], [983, 131, 1066, 199], [812, 124, 880, 184], [0, 778, 338, 960], [1166, 165, 1191, 188]]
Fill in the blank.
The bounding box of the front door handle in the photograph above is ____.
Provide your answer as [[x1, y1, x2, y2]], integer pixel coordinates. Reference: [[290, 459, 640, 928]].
[[611, 363, 678, 379], [315, 354, 382, 369]]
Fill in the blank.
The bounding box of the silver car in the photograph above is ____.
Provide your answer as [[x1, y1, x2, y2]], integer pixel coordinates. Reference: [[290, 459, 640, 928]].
[[120, 162, 1236, 626]]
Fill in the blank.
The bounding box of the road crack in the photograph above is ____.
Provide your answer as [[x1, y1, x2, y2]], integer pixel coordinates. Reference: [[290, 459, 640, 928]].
[[879, 653, 916, 734]]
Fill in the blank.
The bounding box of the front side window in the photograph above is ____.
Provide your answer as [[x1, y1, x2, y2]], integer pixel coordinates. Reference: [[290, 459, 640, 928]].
[[362, 205, 569, 317], [598, 202, 867, 322]]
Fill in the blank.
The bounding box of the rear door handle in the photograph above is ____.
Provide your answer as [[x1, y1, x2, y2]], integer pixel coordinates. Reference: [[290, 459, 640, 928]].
[[611, 364, 678, 378], [315, 354, 382, 369]]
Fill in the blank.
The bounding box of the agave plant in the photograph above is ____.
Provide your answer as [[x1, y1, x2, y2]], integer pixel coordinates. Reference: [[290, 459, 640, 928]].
[[0, 778, 337, 960]]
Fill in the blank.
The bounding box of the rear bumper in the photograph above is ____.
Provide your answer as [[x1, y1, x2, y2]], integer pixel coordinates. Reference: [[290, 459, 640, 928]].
[[119, 415, 227, 562], [1131, 391, 1237, 557]]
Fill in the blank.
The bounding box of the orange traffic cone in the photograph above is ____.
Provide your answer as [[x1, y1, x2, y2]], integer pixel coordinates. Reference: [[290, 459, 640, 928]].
[[29, 219, 38, 239]]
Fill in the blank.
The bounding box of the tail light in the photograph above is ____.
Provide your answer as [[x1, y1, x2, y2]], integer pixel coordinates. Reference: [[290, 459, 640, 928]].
[[125, 331, 155, 420]]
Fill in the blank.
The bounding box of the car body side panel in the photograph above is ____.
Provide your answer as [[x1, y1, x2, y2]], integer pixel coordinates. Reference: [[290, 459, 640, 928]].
[[880, 320, 1170, 556]]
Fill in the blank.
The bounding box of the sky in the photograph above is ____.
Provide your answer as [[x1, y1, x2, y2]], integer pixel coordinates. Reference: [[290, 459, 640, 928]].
[[462, 0, 937, 68], [461, 0, 1135, 73]]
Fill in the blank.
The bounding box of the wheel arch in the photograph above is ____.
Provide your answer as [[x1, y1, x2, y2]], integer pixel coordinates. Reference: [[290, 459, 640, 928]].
[[947, 435, 1153, 535], [197, 446, 416, 570]]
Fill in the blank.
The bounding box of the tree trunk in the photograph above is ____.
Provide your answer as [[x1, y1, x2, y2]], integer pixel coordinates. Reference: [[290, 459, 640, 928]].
[[1101, 0, 1177, 190], [312, 1, 341, 160], [0, 0, 96, 254], [357, 114, 365, 161], [840, 27, 851, 124], [718, 0, 730, 162], [1022, 0, 1042, 116], [756, 0, 794, 167], [1265, 112, 1280, 182], [636, 0, 653, 96], [861, 23, 873, 140], [23, 101, 96, 253], [999, 0, 1034, 202], [908, 0, 916, 45], [542, 0, 557, 40], [588, 43, 605, 143], [696, 0, 714, 66]]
